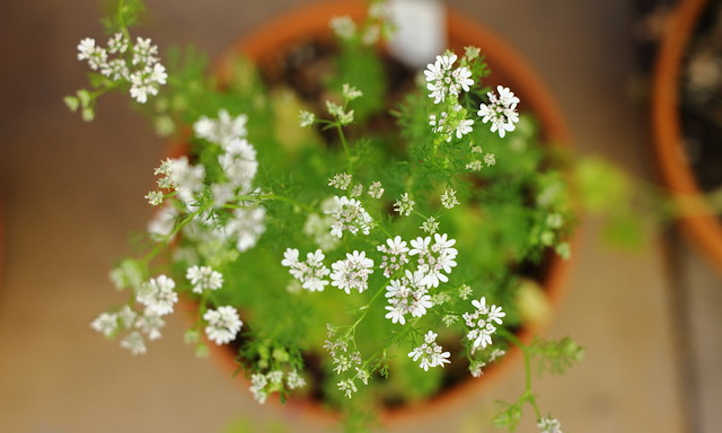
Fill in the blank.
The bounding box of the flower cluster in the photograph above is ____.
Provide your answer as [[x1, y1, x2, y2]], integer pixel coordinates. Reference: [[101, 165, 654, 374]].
[[384, 270, 433, 325], [203, 306, 243, 345], [408, 331, 451, 371], [409, 233, 458, 288], [186, 265, 223, 294], [478, 85, 520, 138], [463, 297, 506, 352], [323, 195, 373, 238], [330, 251, 375, 294], [249, 369, 307, 404], [282, 248, 331, 292], [76, 34, 167, 104], [377, 236, 410, 278], [537, 416, 563, 433], [324, 326, 367, 398], [424, 53, 473, 104]]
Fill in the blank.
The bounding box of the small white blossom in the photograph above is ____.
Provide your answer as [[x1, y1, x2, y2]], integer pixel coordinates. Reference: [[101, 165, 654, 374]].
[[135, 313, 165, 340], [350, 184, 363, 197], [330, 250, 374, 294], [194, 110, 248, 147], [469, 360, 486, 377], [459, 284, 472, 300], [101, 58, 129, 81], [299, 110, 315, 127], [384, 270, 433, 325], [120, 331, 147, 355], [394, 193, 415, 216], [286, 370, 306, 390], [455, 118, 474, 138], [377, 236, 410, 278], [107, 32, 128, 54], [342, 83, 363, 101], [148, 205, 178, 240], [424, 53, 474, 104], [218, 138, 258, 188], [464, 46, 481, 60], [186, 265, 224, 294], [489, 348, 506, 362], [117, 305, 137, 328], [91, 312, 118, 337], [204, 306, 243, 345], [250, 373, 268, 404], [323, 195, 373, 238], [367, 181, 384, 199], [478, 85, 520, 138], [145, 190, 164, 206], [132, 37, 159, 66], [328, 173, 352, 190], [484, 153, 496, 167], [282, 248, 331, 292], [466, 160, 483, 171], [408, 331, 451, 371], [330, 16, 356, 39], [420, 216, 440, 234], [267, 370, 284, 384], [442, 314, 458, 327], [337, 379, 358, 398], [441, 188, 460, 209], [326, 100, 354, 125], [136, 275, 177, 316], [77, 37, 108, 70], [409, 233, 458, 288], [537, 417, 563, 433], [463, 297, 505, 352], [227, 206, 266, 252]]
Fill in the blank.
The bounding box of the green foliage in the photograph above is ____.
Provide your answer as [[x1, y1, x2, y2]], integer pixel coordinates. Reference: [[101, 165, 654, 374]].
[[529, 337, 585, 376], [101, 0, 145, 33]]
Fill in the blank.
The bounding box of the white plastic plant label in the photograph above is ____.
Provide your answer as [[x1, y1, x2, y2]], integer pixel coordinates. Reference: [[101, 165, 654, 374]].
[[387, 0, 446, 69]]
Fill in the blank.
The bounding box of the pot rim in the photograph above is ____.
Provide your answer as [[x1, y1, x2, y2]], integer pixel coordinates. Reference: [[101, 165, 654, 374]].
[[175, 0, 575, 427], [652, 0, 722, 274]]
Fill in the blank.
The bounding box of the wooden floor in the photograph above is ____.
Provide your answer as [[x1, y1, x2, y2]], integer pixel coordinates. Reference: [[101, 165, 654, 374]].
[[1, 0, 718, 432]]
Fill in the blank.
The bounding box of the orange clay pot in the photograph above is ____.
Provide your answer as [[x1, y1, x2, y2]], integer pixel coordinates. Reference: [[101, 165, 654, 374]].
[[652, 0, 722, 274], [176, 0, 573, 428]]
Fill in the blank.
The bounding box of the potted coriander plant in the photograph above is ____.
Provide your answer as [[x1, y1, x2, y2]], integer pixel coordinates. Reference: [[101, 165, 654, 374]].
[[68, 0, 582, 431]]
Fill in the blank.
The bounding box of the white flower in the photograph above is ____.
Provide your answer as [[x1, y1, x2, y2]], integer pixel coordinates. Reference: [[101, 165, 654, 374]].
[[194, 110, 248, 147], [452, 66, 474, 92], [408, 331, 451, 371], [484, 153, 496, 167], [148, 205, 178, 240], [424, 53, 475, 104], [250, 373, 268, 403], [136, 275, 177, 316], [342, 83, 363, 101], [227, 206, 266, 252], [129, 63, 167, 103], [218, 138, 258, 188], [463, 297, 505, 352], [120, 331, 147, 355], [367, 181, 384, 199], [162, 156, 205, 208], [303, 213, 340, 251], [464, 46, 481, 60], [459, 284, 472, 300], [91, 312, 118, 337], [132, 37, 159, 66], [286, 370, 306, 390], [101, 58, 129, 81], [537, 417, 563, 433], [441, 188, 460, 209], [135, 313, 165, 340], [299, 110, 315, 127], [377, 236, 410, 278], [267, 370, 284, 384], [469, 360, 486, 377], [186, 265, 224, 294], [107, 33, 128, 54], [330, 16, 356, 39], [466, 160, 483, 171], [384, 270, 433, 325], [117, 305, 137, 328], [409, 233, 458, 288], [328, 173, 352, 190], [420, 216, 440, 234], [326, 100, 354, 125], [350, 184, 363, 197], [323, 195, 373, 238], [77, 37, 108, 70], [281, 248, 331, 292], [477, 85, 520, 138], [337, 379, 358, 398], [330, 250, 374, 294], [455, 118, 474, 138], [145, 190, 164, 206], [393, 193, 415, 216], [489, 348, 506, 362], [204, 306, 243, 345]]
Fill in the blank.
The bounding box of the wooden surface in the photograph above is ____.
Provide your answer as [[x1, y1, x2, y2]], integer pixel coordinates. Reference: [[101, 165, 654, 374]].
[[0, 1, 716, 432]]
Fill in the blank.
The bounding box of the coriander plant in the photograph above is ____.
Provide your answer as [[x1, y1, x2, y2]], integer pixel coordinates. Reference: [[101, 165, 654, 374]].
[[72, 1, 582, 431]]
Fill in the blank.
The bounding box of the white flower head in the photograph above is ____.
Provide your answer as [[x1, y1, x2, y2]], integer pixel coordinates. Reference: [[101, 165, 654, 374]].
[[107, 32, 129, 54], [441, 188, 460, 209], [325, 100, 354, 125], [463, 296, 505, 353], [145, 190, 164, 206], [328, 173, 352, 190], [537, 416, 563, 433], [330, 250, 374, 294], [77, 37, 108, 70], [323, 196, 373, 238], [186, 265, 224, 294], [132, 37, 159, 66], [135, 313, 165, 340], [478, 85, 520, 138], [148, 205, 178, 240], [91, 312, 118, 337], [484, 153, 496, 167], [393, 193, 415, 217], [120, 331, 147, 355], [204, 306, 243, 345], [282, 248, 331, 292], [342, 83, 363, 101], [299, 110, 315, 127], [194, 110, 248, 147], [286, 370, 306, 390], [408, 330, 451, 371], [227, 206, 266, 252], [136, 275, 177, 316], [424, 52, 475, 104], [384, 269, 433, 325], [420, 216, 440, 234], [409, 233, 458, 288], [367, 181, 384, 199], [330, 16, 356, 39], [377, 236, 410, 278]]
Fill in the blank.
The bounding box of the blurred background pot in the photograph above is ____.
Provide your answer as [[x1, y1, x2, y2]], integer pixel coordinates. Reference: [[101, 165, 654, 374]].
[[652, 0, 722, 274], [173, 0, 574, 426]]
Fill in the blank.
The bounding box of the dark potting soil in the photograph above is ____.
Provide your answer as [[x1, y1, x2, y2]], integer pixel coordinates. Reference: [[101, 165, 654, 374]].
[[680, 0, 722, 196], [226, 39, 557, 410]]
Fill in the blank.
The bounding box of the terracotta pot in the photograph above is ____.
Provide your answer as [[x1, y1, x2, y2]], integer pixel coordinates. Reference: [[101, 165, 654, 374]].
[[652, 0, 722, 274], [176, 0, 573, 427]]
